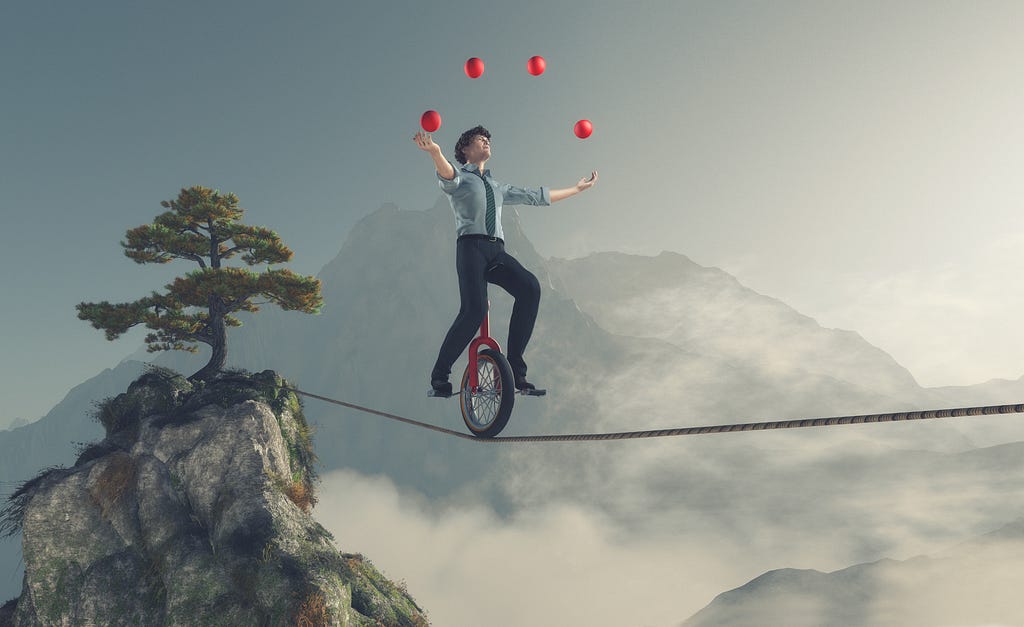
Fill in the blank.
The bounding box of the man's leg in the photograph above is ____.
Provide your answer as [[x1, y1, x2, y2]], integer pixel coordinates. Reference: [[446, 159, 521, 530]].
[[487, 251, 541, 384], [431, 240, 490, 392]]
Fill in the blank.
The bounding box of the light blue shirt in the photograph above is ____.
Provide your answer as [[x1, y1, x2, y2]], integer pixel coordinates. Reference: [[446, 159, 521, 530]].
[[437, 161, 550, 241]]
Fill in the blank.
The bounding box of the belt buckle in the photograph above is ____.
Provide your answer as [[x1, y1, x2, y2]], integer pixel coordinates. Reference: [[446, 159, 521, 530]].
[[488, 236, 497, 243]]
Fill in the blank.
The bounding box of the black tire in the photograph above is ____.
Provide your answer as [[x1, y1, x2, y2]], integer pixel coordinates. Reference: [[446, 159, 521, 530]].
[[460, 348, 515, 438]]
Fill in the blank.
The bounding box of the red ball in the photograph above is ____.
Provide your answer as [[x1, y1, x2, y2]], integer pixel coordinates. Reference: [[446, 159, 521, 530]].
[[573, 119, 593, 139], [464, 57, 485, 78], [421, 110, 442, 133], [527, 55, 546, 76]]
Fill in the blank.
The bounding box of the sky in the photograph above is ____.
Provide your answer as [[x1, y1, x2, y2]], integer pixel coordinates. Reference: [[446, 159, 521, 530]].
[[3, 0, 1024, 426]]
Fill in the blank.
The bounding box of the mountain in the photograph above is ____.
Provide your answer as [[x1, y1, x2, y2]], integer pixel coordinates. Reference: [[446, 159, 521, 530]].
[[145, 198, 1024, 598], [1, 419, 29, 432], [681, 518, 1024, 627], [207, 197, 974, 483], [0, 361, 145, 486], [547, 251, 921, 399], [0, 370, 426, 626], [4, 197, 1024, 613]]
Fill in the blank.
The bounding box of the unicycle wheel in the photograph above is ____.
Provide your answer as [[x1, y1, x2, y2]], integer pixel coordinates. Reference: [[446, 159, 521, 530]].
[[460, 348, 515, 438]]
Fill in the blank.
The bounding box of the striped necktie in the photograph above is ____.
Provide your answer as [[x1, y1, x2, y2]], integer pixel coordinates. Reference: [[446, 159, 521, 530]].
[[482, 176, 496, 237]]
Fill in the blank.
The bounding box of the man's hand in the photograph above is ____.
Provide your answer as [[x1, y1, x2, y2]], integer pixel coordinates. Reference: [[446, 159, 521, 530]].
[[551, 170, 599, 203], [413, 130, 441, 154], [414, 131, 456, 180], [576, 170, 599, 192]]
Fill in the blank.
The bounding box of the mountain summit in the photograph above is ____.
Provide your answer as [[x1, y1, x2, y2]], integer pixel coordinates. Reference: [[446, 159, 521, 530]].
[[0, 369, 427, 626]]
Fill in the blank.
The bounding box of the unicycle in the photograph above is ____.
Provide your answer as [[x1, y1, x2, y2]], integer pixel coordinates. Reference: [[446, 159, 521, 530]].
[[460, 303, 516, 438]]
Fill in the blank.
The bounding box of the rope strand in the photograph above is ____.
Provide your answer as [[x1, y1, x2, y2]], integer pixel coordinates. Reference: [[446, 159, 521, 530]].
[[282, 387, 1024, 444]]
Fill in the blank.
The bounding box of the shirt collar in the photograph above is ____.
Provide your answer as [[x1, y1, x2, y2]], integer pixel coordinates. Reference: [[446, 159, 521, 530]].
[[461, 162, 491, 177]]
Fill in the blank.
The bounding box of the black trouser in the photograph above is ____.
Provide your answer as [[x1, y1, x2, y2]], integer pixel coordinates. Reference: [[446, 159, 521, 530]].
[[432, 236, 541, 382]]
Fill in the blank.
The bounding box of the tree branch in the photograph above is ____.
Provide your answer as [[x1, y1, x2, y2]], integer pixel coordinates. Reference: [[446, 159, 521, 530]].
[[162, 252, 207, 268], [225, 296, 251, 312]]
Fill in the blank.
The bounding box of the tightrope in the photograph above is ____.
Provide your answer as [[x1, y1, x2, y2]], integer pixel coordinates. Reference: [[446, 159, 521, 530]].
[[283, 387, 1024, 443]]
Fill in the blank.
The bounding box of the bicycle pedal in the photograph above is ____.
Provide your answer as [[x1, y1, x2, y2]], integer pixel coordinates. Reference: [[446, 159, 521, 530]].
[[519, 388, 546, 397], [427, 388, 452, 399]]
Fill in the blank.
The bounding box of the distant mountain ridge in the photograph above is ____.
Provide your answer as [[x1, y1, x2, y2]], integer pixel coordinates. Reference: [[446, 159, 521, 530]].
[[682, 517, 1024, 627]]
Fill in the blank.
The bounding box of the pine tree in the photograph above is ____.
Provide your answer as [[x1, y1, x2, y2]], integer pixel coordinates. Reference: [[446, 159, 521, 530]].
[[77, 186, 323, 381]]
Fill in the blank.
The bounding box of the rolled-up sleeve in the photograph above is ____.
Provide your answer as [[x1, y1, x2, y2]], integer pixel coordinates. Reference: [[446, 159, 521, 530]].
[[500, 184, 550, 206], [437, 161, 461, 194]]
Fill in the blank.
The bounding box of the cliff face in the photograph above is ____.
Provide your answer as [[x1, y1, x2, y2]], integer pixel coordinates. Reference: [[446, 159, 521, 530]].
[[1, 369, 427, 627]]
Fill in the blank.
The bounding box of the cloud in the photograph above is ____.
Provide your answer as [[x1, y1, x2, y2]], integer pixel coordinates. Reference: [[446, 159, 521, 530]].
[[315, 469, 757, 627], [313, 455, 1024, 627]]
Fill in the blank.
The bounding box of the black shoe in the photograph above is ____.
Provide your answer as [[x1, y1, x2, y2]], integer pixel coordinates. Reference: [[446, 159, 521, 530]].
[[514, 376, 535, 391], [514, 377, 546, 396], [429, 379, 452, 398]]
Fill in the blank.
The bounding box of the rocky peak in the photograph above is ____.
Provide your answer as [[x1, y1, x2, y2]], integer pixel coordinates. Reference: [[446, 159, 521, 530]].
[[0, 369, 427, 626]]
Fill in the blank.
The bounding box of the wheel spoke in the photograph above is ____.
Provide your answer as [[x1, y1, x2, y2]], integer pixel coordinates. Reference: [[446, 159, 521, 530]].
[[462, 353, 511, 434]]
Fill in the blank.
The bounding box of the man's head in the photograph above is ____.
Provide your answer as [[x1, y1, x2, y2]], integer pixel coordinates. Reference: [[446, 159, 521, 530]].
[[455, 125, 491, 165]]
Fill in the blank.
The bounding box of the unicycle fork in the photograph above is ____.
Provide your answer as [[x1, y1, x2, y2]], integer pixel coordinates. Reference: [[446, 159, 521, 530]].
[[460, 302, 515, 438]]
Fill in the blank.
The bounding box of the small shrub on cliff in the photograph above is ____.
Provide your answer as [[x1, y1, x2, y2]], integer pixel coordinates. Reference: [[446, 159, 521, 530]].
[[0, 467, 73, 538], [88, 452, 137, 520], [294, 591, 330, 627]]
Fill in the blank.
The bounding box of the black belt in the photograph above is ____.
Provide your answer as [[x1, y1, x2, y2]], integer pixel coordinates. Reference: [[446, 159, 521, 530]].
[[458, 234, 504, 244]]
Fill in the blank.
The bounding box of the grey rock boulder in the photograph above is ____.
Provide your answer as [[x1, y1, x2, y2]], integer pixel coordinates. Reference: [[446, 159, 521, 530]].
[[3, 369, 427, 626]]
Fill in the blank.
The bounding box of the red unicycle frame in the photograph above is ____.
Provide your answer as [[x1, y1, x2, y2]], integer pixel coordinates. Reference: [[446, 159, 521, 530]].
[[459, 302, 516, 438], [467, 307, 501, 391]]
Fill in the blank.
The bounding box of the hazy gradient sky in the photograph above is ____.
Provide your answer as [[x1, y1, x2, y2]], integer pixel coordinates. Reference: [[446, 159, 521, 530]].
[[3, 1, 1024, 423]]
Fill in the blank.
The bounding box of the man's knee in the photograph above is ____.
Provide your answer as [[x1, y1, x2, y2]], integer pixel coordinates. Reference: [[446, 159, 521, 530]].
[[524, 273, 541, 303]]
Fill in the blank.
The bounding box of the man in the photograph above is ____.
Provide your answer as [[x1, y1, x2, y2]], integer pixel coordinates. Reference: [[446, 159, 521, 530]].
[[413, 125, 598, 397]]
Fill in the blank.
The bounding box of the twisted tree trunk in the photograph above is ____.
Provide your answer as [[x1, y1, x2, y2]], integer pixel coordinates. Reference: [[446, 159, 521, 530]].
[[190, 295, 227, 382], [190, 225, 229, 382]]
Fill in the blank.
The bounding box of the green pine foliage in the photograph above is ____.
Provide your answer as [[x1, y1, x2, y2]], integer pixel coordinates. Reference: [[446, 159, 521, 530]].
[[77, 186, 323, 380]]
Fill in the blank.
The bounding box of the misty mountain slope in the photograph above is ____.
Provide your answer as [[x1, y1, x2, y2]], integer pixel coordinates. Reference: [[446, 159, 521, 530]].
[[682, 518, 1024, 627], [0, 360, 146, 493], [548, 251, 922, 399], [925, 375, 1024, 447], [548, 250, 1024, 448]]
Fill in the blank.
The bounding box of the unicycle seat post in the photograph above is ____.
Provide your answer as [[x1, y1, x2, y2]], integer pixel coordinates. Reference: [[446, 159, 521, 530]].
[[479, 302, 490, 342], [467, 301, 502, 391]]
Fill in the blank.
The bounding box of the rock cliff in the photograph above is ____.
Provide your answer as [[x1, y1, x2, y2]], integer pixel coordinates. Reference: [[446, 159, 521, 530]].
[[0, 368, 427, 626]]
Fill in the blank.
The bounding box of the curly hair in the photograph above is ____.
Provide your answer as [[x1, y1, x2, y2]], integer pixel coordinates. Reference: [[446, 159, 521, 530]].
[[454, 125, 491, 165]]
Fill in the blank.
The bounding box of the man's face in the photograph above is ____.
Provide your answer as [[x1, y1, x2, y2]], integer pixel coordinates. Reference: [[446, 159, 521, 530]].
[[464, 134, 491, 162]]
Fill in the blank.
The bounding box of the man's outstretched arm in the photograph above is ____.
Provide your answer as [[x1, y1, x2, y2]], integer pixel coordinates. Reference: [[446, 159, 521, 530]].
[[413, 131, 456, 180], [550, 171, 599, 203]]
